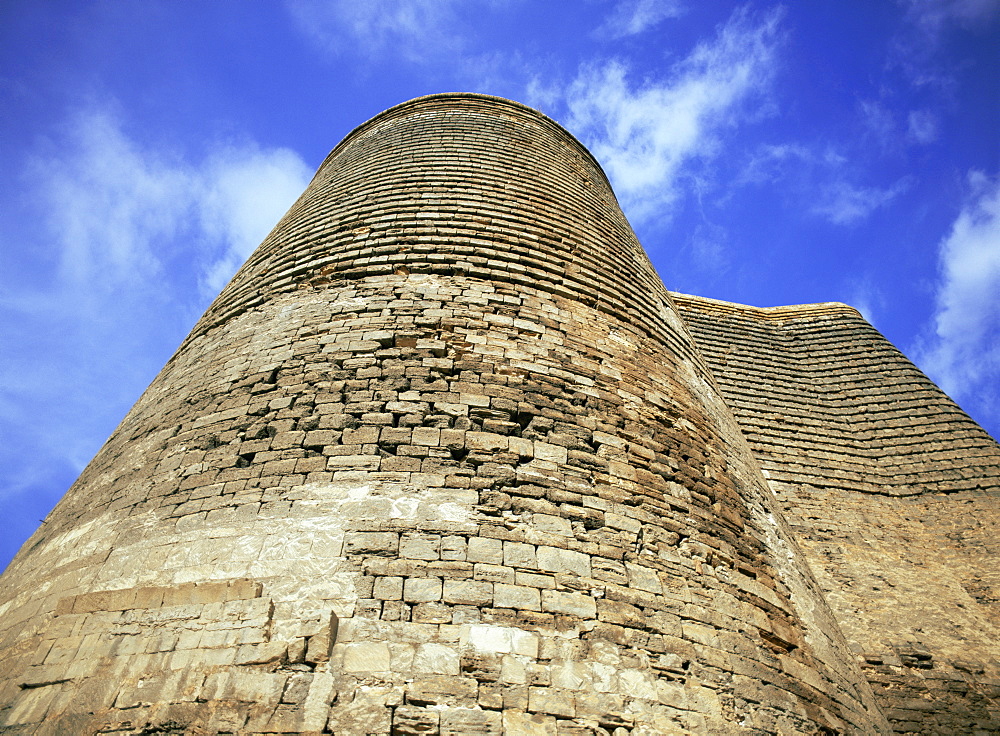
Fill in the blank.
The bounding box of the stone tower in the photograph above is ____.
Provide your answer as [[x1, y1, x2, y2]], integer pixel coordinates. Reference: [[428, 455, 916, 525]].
[[0, 93, 996, 734]]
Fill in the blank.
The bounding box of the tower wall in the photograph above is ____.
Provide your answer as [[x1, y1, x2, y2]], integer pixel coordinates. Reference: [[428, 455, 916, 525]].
[[0, 95, 887, 734], [673, 292, 1000, 733]]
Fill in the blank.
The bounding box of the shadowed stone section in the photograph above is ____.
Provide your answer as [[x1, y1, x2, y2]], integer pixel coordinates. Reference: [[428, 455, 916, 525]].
[[674, 291, 1000, 734], [0, 95, 891, 733]]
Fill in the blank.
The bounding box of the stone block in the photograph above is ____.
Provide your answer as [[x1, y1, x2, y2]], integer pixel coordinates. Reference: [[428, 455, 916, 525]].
[[406, 675, 479, 707], [536, 546, 591, 576], [533, 442, 568, 464], [541, 590, 597, 618], [473, 563, 515, 584], [346, 532, 399, 556], [467, 537, 504, 564], [461, 624, 539, 657], [392, 706, 440, 735], [440, 707, 502, 735], [503, 541, 536, 568], [413, 643, 460, 675], [443, 580, 493, 606], [466, 432, 508, 451], [404, 578, 443, 603], [533, 513, 573, 536], [441, 535, 467, 560], [342, 641, 391, 672], [374, 576, 404, 601], [529, 687, 576, 717], [503, 710, 558, 735], [494, 584, 541, 611], [412, 427, 441, 446], [401, 534, 441, 560]]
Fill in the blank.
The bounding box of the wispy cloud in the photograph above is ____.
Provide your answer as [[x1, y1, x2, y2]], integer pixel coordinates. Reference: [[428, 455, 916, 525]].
[[811, 178, 910, 225], [559, 6, 783, 223], [739, 140, 910, 226], [594, 0, 685, 40], [0, 103, 310, 505], [903, 0, 1000, 35], [917, 171, 1000, 416], [907, 109, 939, 144], [286, 0, 503, 64]]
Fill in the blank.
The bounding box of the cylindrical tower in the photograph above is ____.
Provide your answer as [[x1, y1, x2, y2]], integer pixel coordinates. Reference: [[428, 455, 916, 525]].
[[0, 94, 888, 734]]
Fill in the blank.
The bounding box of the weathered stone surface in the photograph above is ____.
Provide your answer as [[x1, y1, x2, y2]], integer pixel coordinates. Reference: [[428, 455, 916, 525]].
[[675, 292, 1000, 733], [7, 92, 993, 735]]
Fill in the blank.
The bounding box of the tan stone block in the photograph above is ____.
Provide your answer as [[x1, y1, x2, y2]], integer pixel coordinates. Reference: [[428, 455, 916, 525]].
[[604, 512, 641, 535], [533, 442, 568, 463], [501, 655, 528, 684], [503, 710, 558, 735], [404, 577, 443, 603], [412, 427, 441, 446], [440, 707, 502, 735], [514, 571, 555, 589], [226, 579, 263, 601], [541, 590, 597, 618], [536, 546, 591, 576], [494, 584, 541, 611], [625, 563, 663, 594], [393, 706, 440, 735], [345, 531, 399, 556], [327, 454, 381, 470], [342, 641, 391, 672], [533, 513, 573, 536], [467, 537, 503, 564], [461, 624, 538, 657], [234, 641, 287, 665], [342, 426, 380, 444], [597, 599, 644, 628], [326, 685, 395, 733], [529, 687, 576, 717], [441, 535, 467, 560], [406, 675, 479, 707], [413, 643, 460, 675], [400, 533, 441, 560], [473, 563, 515, 584], [479, 683, 504, 709], [466, 432, 508, 451], [508, 436, 534, 457], [374, 576, 404, 600], [504, 541, 536, 568], [443, 580, 493, 606]]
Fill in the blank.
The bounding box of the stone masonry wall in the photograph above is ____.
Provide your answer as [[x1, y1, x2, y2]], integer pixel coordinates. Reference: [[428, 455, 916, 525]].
[[673, 292, 1000, 734], [0, 95, 889, 734]]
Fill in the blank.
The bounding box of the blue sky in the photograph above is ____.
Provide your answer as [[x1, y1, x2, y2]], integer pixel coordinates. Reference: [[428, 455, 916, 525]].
[[1, 0, 998, 570]]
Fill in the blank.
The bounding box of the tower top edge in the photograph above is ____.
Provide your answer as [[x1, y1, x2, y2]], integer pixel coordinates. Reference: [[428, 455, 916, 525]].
[[314, 92, 616, 195], [669, 290, 865, 322]]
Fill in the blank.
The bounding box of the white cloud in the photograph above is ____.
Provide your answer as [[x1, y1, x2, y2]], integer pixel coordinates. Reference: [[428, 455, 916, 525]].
[[287, 0, 502, 63], [842, 276, 886, 327], [738, 142, 815, 185], [918, 171, 1000, 412], [904, 0, 1000, 34], [199, 145, 312, 294], [594, 0, 685, 39], [0, 104, 310, 505], [29, 109, 192, 296], [810, 178, 910, 225], [561, 6, 783, 223]]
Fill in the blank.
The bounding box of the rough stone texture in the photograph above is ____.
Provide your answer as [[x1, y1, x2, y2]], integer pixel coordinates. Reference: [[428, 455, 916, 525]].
[[673, 293, 1000, 734], [1, 93, 991, 734]]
